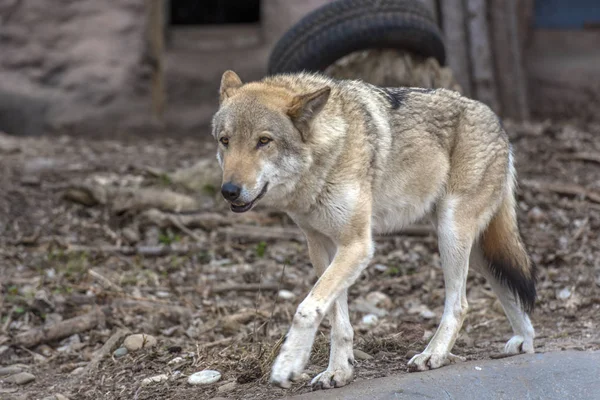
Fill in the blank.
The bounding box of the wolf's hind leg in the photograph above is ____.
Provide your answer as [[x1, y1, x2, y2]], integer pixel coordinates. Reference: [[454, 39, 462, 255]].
[[408, 196, 474, 371], [470, 246, 535, 354]]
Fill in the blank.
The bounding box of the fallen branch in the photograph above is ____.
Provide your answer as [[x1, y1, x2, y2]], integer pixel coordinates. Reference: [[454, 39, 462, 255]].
[[199, 336, 236, 350], [82, 328, 130, 376], [521, 179, 600, 204], [64, 184, 203, 213], [565, 152, 600, 165], [211, 283, 281, 294], [13, 308, 105, 348], [111, 299, 192, 321], [217, 224, 435, 242], [138, 209, 227, 231], [89, 269, 123, 293], [218, 225, 305, 242], [66, 244, 204, 257]]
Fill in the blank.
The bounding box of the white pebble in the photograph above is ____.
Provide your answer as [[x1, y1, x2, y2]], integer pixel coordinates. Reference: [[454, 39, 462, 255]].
[[188, 370, 221, 385], [277, 289, 296, 300], [374, 264, 388, 272], [422, 330, 434, 341], [142, 374, 168, 385], [419, 308, 436, 319], [361, 314, 379, 326], [366, 291, 392, 309], [557, 287, 571, 300], [168, 356, 184, 365]]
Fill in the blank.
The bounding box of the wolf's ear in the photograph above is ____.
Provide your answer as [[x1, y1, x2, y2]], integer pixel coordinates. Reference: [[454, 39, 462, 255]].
[[219, 70, 243, 103], [287, 87, 331, 140]]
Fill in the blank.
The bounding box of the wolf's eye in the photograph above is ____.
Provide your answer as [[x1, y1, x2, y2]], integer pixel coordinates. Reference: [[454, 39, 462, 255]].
[[257, 137, 271, 147], [220, 137, 229, 146]]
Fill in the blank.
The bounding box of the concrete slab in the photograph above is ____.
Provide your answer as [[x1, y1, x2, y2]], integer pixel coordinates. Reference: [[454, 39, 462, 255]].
[[287, 351, 600, 400]]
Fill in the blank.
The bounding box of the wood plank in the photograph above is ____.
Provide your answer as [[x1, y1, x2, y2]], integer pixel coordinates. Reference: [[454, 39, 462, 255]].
[[441, 0, 472, 96], [489, 0, 529, 120], [466, 0, 500, 112]]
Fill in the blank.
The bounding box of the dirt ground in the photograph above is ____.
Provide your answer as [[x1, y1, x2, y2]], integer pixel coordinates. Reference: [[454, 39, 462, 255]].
[[1, 120, 599, 400]]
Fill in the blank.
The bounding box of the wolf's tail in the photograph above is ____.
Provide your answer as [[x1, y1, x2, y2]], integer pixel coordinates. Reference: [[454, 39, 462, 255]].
[[480, 178, 537, 312]]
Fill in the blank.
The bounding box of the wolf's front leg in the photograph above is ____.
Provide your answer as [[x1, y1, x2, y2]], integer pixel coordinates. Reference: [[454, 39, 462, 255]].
[[270, 217, 373, 389], [302, 230, 355, 389]]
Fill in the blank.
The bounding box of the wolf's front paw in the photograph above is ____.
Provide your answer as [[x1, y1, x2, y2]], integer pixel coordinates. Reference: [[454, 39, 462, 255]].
[[270, 349, 309, 388], [504, 335, 534, 354], [407, 351, 465, 372], [310, 366, 354, 390]]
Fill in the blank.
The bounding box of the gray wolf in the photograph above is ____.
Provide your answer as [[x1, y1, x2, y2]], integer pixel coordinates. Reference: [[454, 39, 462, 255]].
[[211, 70, 536, 389]]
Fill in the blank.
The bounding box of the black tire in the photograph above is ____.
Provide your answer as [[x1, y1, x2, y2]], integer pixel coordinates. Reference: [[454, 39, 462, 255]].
[[267, 0, 446, 75]]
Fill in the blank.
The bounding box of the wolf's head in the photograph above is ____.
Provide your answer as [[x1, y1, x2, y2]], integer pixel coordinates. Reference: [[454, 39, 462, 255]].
[[211, 71, 330, 213]]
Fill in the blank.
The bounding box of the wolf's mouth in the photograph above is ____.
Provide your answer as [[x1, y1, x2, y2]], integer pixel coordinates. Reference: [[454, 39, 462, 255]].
[[230, 183, 269, 213]]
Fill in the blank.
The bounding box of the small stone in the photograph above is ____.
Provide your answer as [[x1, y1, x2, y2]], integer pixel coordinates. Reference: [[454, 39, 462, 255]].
[[188, 370, 221, 385], [55, 395, 69, 400], [277, 289, 296, 300], [366, 291, 392, 309], [57, 334, 81, 352], [361, 314, 379, 326], [5, 372, 35, 385], [123, 334, 157, 351], [297, 373, 311, 382], [167, 356, 183, 365], [353, 298, 388, 317], [142, 374, 168, 385], [70, 367, 85, 376], [475, 366, 482, 371], [419, 308, 436, 319], [122, 227, 140, 244], [37, 344, 54, 357], [217, 381, 237, 393], [0, 364, 28, 377], [557, 287, 571, 300], [113, 347, 128, 358], [374, 264, 388, 272], [422, 330, 434, 341], [353, 349, 374, 360], [527, 206, 546, 223], [161, 326, 181, 337]]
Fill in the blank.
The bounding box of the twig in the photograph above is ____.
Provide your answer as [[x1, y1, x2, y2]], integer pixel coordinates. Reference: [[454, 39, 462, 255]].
[[200, 337, 236, 350], [65, 244, 204, 257], [521, 179, 600, 204], [13, 308, 106, 348], [262, 263, 287, 336], [170, 214, 204, 243], [217, 224, 435, 243], [211, 283, 281, 294], [81, 328, 130, 376], [218, 225, 305, 242], [89, 269, 123, 293], [565, 152, 600, 165], [111, 299, 192, 320]]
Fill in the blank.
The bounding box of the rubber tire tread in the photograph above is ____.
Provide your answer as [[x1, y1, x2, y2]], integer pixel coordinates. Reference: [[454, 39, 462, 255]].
[[268, 0, 446, 75]]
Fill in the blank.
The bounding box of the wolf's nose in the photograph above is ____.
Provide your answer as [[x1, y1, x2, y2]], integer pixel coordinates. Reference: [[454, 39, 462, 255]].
[[221, 182, 241, 201]]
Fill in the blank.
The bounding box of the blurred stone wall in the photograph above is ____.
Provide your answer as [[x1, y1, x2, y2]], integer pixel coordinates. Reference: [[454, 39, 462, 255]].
[[0, 0, 149, 136]]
